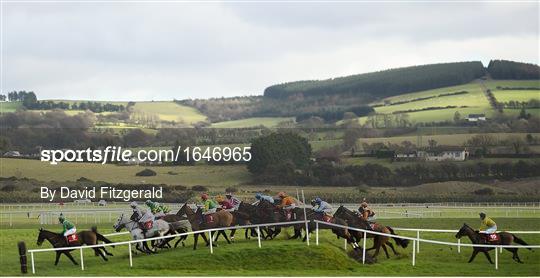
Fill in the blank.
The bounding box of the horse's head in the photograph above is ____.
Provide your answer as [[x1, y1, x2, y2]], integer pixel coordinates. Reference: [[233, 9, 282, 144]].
[[113, 213, 127, 232], [455, 223, 471, 239], [36, 227, 45, 246]]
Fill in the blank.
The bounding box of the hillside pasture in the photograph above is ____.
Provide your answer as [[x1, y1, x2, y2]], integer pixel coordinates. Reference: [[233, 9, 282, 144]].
[[492, 90, 540, 103], [132, 101, 207, 124], [211, 117, 294, 128], [0, 101, 22, 113]]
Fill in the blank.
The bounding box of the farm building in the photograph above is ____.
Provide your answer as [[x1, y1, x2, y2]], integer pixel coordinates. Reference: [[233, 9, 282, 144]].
[[395, 147, 469, 161], [466, 113, 486, 122]]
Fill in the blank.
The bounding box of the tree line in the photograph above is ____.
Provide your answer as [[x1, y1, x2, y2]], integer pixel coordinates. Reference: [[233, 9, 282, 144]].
[[488, 60, 540, 80], [264, 62, 485, 99]]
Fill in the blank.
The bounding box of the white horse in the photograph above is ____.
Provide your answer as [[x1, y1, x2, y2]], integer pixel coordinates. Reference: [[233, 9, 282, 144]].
[[113, 213, 172, 254]]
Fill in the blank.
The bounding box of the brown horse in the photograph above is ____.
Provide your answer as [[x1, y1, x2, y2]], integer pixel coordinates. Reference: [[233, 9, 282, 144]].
[[455, 223, 531, 264], [299, 209, 359, 248], [177, 203, 233, 250], [36, 227, 114, 265], [334, 206, 409, 258], [253, 199, 303, 239]]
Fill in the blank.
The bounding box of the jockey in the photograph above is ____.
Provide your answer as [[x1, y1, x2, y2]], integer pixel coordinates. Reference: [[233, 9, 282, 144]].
[[312, 197, 333, 216], [216, 195, 235, 212], [253, 193, 274, 205], [130, 201, 154, 231], [145, 200, 170, 218], [276, 192, 297, 210], [201, 192, 217, 213], [479, 212, 497, 234], [358, 201, 376, 222], [58, 213, 76, 243], [277, 192, 297, 220], [225, 192, 241, 210]]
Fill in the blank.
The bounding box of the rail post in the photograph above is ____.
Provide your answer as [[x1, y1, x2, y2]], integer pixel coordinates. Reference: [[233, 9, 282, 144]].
[[495, 246, 498, 270], [416, 230, 420, 253], [30, 252, 35, 274], [79, 248, 84, 270], [257, 226, 261, 248], [499, 246, 503, 253], [412, 239, 416, 266], [208, 231, 213, 254], [457, 238, 461, 253], [128, 243, 133, 267], [315, 222, 319, 246], [344, 238, 347, 250], [362, 231, 367, 264], [301, 190, 309, 246]]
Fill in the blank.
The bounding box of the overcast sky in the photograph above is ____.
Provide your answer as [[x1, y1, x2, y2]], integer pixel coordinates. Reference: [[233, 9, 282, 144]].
[[2, 2, 539, 101]]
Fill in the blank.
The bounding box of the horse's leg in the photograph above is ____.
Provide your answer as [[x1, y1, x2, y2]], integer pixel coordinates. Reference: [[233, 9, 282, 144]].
[[54, 251, 61, 265], [468, 249, 479, 263], [372, 238, 383, 258], [64, 251, 78, 265], [482, 250, 494, 264], [193, 233, 199, 250], [100, 246, 113, 256], [381, 241, 390, 259], [244, 228, 250, 240], [507, 248, 523, 263], [93, 247, 108, 261], [229, 229, 236, 241], [386, 242, 399, 256], [220, 230, 232, 244]]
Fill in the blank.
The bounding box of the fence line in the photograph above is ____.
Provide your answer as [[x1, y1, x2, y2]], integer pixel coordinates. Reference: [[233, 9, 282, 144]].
[[314, 220, 540, 270], [27, 220, 307, 274]]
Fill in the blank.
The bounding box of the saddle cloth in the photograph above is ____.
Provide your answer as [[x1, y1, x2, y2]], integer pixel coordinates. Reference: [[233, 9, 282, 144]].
[[205, 214, 214, 223], [322, 215, 333, 223], [66, 234, 79, 244], [143, 221, 153, 230], [485, 233, 500, 242]]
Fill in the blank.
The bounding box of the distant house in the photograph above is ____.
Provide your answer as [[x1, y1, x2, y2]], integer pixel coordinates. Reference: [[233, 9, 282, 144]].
[[466, 114, 486, 122], [394, 147, 469, 161], [3, 151, 21, 157]]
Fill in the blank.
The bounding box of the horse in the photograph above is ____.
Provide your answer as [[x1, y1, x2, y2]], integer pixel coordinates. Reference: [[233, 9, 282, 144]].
[[36, 227, 114, 265], [177, 203, 233, 250], [253, 199, 303, 240], [214, 207, 257, 242], [113, 213, 154, 254], [299, 209, 359, 248], [156, 213, 191, 248], [455, 223, 531, 264], [129, 211, 179, 251], [334, 206, 409, 258]]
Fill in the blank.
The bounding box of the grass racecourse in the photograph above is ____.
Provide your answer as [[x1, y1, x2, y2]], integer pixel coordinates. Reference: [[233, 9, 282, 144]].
[[0, 212, 539, 276]]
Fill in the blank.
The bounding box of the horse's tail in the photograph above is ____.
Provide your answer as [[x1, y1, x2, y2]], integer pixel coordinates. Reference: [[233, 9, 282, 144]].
[[91, 226, 114, 247], [387, 226, 409, 248], [512, 234, 532, 251]]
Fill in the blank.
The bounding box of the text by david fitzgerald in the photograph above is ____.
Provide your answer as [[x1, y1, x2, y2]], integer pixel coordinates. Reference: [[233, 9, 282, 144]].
[[40, 186, 162, 202]]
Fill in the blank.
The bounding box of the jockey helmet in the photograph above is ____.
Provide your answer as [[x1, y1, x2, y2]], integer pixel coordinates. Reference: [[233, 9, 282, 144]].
[[201, 193, 209, 200], [479, 212, 486, 218], [361, 202, 368, 208], [315, 197, 322, 204], [277, 192, 286, 198], [255, 193, 262, 200], [58, 213, 65, 222], [130, 201, 138, 208], [225, 192, 232, 197]]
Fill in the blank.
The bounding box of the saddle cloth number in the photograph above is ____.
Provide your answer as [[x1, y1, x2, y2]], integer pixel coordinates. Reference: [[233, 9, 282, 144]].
[[144, 221, 153, 230], [487, 234, 499, 242], [323, 215, 332, 223], [67, 234, 79, 243], [205, 214, 214, 223]]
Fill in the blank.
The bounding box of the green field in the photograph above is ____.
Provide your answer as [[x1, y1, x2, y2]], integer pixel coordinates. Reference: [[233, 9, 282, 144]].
[[0, 216, 538, 276], [0, 101, 22, 113], [0, 158, 251, 187], [211, 117, 294, 128], [350, 80, 540, 125], [131, 102, 207, 124], [492, 90, 540, 103], [354, 132, 539, 147]]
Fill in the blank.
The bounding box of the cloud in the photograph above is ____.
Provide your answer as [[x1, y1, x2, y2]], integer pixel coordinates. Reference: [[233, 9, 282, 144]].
[[3, 2, 539, 100]]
